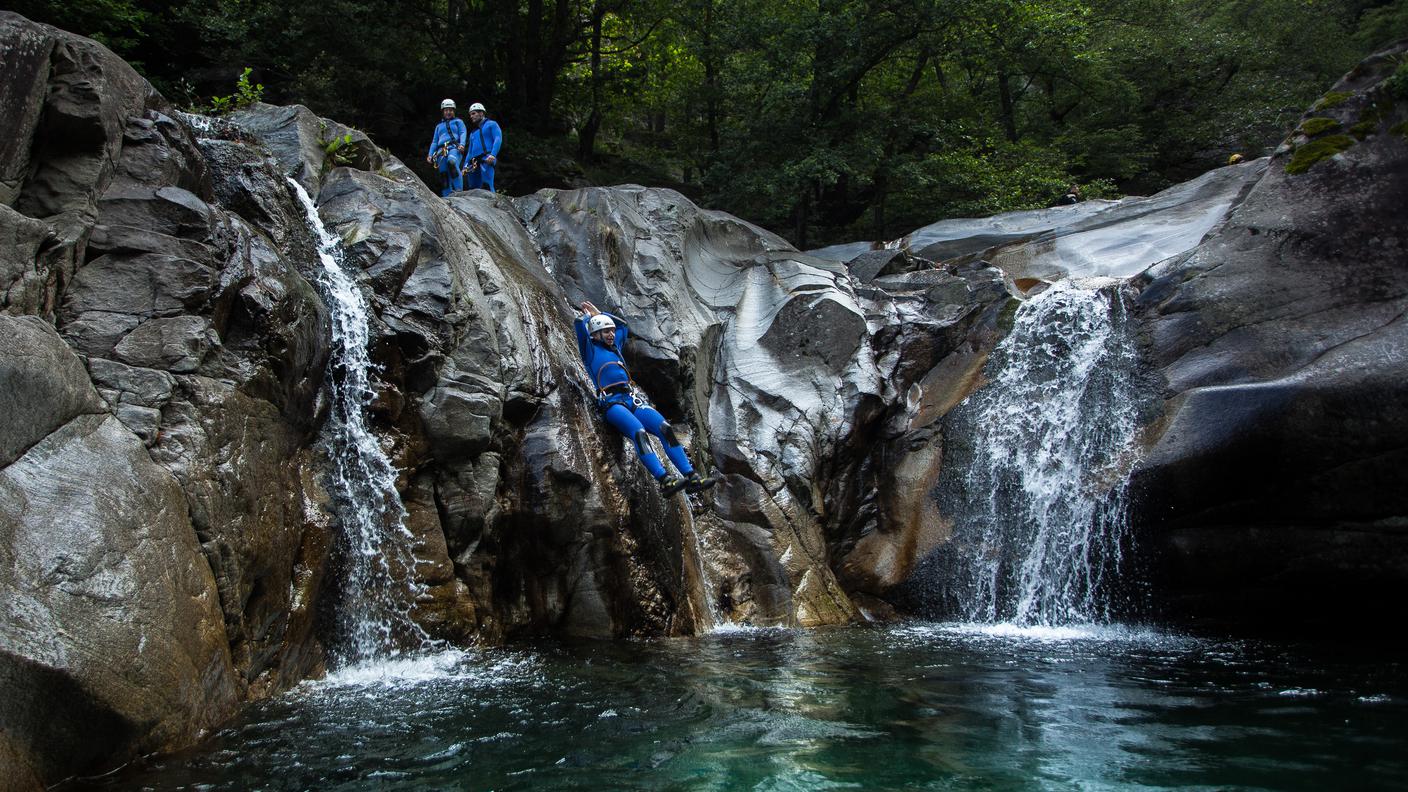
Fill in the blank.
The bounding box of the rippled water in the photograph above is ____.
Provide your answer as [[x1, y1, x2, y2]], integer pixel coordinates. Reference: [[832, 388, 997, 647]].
[[70, 624, 1407, 791]]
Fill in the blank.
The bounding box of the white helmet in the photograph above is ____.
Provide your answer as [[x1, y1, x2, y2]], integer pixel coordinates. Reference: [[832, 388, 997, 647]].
[[468, 102, 486, 113], [440, 99, 456, 110], [587, 314, 615, 335]]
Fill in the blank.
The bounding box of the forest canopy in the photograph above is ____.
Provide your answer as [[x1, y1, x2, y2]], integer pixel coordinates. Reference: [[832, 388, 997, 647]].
[[13, 0, 1407, 247]]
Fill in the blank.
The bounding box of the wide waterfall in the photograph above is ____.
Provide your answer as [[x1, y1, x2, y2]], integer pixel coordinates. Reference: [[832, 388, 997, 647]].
[[289, 179, 431, 663], [927, 280, 1147, 625]]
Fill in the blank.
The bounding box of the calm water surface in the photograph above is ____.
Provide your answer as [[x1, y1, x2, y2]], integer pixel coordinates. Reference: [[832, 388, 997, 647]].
[[81, 623, 1408, 791]]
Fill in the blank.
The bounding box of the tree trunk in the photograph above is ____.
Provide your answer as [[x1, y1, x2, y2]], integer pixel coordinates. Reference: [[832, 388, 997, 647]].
[[578, 2, 605, 161], [703, 0, 720, 152], [998, 71, 1019, 142]]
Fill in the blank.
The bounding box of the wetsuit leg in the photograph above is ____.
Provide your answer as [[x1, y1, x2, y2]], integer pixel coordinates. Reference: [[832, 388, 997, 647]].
[[464, 166, 482, 191], [438, 151, 464, 195], [634, 407, 695, 477], [480, 164, 495, 193], [603, 403, 666, 478]]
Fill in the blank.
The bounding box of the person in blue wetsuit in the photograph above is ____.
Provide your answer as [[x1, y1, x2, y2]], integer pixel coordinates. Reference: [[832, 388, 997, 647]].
[[426, 99, 467, 196], [575, 301, 717, 496], [461, 102, 502, 193]]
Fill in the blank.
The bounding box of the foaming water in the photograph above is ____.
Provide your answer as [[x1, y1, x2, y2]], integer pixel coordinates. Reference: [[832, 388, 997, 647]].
[[924, 280, 1147, 626], [917, 620, 1182, 645]]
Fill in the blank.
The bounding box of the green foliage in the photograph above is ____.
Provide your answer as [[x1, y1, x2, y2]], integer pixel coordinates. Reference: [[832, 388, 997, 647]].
[[1385, 61, 1408, 99], [322, 133, 357, 167], [1314, 91, 1355, 111], [1298, 117, 1342, 136], [192, 67, 264, 116], [1392, 120, 1408, 138], [15, 0, 1399, 246], [1285, 134, 1356, 174], [1350, 119, 1379, 138], [9, 0, 149, 53]]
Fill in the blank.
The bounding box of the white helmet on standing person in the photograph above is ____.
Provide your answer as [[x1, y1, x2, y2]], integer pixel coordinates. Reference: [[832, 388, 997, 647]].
[[468, 102, 486, 113], [587, 314, 615, 335], [440, 99, 456, 110]]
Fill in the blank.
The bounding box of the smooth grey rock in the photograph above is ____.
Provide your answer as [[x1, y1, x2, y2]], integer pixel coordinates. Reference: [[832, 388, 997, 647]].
[[1129, 42, 1408, 631], [0, 13, 52, 206], [0, 414, 238, 782], [228, 103, 385, 194], [113, 402, 161, 444], [114, 315, 217, 372], [0, 314, 104, 467], [87, 357, 176, 408], [0, 204, 52, 314]]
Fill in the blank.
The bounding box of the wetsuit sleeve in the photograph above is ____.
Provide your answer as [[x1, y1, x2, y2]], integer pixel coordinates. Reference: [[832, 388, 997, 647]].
[[486, 120, 502, 157], [427, 121, 441, 158], [604, 312, 629, 347], [453, 119, 467, 149], [575, 315, 592, 364]]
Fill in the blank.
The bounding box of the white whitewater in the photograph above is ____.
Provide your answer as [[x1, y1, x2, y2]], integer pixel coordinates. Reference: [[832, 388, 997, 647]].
[[289, 178, 432, 664], [948, 280, 1143, 626]]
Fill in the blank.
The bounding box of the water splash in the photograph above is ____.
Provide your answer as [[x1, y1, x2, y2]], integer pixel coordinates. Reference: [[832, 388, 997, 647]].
[[938, 280, 1144, 626], [288, 178, 432, 664]]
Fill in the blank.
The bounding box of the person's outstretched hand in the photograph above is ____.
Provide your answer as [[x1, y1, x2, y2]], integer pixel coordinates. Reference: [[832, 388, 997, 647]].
[[581, 301, 599, 315]]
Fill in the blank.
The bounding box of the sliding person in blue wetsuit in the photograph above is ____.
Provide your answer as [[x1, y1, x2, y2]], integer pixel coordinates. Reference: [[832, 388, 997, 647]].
[[426, 99, 467, 196], [575, 301, 717, 496]]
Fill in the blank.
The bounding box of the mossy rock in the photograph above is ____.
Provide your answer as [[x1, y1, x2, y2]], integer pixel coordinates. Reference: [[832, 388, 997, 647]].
[[1349, 120, 1378, 140], [1285, 135, 1355, 175], [1298, 117, 1341, 137], [1392, 121, 1408, 140], [1312, 91, 1354, 111], [1385, 62, 1408, 100]]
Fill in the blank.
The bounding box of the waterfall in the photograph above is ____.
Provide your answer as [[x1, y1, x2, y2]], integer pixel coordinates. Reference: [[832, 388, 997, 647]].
[[288, 178, 431, 663], [935, 280, 1144, 626]]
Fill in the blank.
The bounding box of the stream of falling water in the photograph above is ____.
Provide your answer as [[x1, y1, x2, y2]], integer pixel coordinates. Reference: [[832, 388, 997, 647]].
[[938, 280, 1145, 625], [289, 178, 432, 664]]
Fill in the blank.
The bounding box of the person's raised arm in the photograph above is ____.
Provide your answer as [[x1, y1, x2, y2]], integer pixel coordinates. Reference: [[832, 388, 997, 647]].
[[575, 301, 596, 361]]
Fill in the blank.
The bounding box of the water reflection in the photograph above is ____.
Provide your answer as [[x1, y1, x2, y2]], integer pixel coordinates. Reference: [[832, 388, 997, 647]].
[[68, 625, 1407, 791]]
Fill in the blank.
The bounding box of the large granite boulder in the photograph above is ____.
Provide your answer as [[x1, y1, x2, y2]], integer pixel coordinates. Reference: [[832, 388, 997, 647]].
[[0, 13, 338, 785], [1128, 41, 1408, 631]]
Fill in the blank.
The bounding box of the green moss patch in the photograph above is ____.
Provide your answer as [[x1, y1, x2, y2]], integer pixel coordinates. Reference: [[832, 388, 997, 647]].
[[1298, 117, 1340, 136], [1391, 121, 1408, 139], [1385, 62, 1408, 100], [1285, 135, 1355, 175], [1313, 91, 1354, 111], [1350, 120, 1378, 140]]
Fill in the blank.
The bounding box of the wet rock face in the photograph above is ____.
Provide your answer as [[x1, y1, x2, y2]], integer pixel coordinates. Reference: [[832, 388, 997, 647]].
[[1, 13, 335, 786], [1129, 42, 1408, 632]]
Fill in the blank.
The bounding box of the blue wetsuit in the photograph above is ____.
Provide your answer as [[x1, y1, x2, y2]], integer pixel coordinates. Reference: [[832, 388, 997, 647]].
[[464, 118, 502, 193], [575, 312, 694, 480], [427, 117, 467, 196]]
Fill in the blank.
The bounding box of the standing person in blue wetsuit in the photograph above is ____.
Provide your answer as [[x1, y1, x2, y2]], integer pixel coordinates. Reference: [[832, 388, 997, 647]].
[[575, 301, 717, 496], [426, 99, 467, 196], [461, 102, 502, 193]]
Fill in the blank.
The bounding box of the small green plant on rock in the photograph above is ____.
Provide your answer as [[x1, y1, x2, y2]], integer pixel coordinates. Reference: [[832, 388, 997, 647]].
[[1385, 61, 1408, 100], [1349, 120, 1378, 139], [323, 133, 357, 167], [188, 67, 264, 116], [1285, 135, 1355, 175], [1298, 117, 1340, 137], [1313, 91, 1354, 111]]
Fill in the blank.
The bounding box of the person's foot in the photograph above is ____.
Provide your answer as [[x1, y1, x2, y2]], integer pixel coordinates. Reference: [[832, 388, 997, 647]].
[[658, 475, 689, 496], [685, 473, 718, 493]]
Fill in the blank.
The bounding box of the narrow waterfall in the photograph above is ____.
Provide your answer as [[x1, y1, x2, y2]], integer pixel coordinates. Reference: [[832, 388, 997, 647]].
[[932, 280, 1145, 625], [289, 179, 431, 663]]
